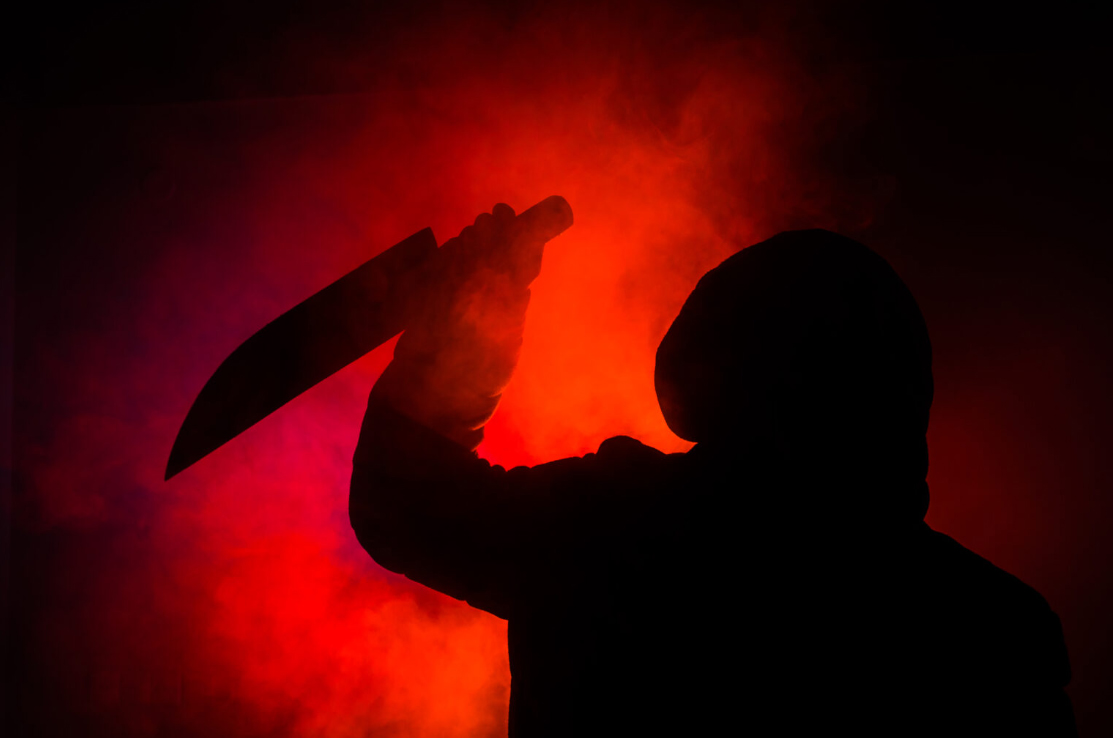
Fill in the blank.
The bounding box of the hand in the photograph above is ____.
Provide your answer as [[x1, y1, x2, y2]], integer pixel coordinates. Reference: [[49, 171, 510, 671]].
[[376, 203, 548, 449], [439, 202, 546, 294]]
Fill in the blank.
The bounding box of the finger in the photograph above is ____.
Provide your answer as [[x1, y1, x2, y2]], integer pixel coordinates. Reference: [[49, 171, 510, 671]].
[[468, 205, 512, 268], [457, 224, 476, 246], [485, 204, 516, 252], [491, 204, 518, 260], [468, 214, 495, 263], [473, 211, 495, 234]]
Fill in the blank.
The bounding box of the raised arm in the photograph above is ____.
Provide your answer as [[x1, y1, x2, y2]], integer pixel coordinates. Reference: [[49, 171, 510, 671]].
[[369, 203, 544, 452], [349, 204, 685, 619], [351, 203, 588, 615]]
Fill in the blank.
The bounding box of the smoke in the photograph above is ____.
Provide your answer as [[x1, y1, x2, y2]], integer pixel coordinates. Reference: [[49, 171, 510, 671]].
[[14, 2, 880, 735]]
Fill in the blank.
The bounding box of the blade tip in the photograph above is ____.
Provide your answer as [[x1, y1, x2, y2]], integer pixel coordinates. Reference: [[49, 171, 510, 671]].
[[164, 447, 191, 481]]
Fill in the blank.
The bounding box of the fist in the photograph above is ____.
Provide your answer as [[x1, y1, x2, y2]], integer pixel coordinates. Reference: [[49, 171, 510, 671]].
[[440, 202, 546, 290]]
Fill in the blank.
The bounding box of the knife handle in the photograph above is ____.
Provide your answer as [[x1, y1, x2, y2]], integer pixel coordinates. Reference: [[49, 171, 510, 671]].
[[515, 195, 574, 242]]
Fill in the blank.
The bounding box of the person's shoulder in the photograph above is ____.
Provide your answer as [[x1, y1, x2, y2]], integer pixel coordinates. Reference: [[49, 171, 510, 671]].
[[918, 526, 1071, 687], [921, 528, 1047, 608]]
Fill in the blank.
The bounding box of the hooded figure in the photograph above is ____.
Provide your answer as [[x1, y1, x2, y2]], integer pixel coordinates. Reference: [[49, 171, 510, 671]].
[[350, 208, 1076, 736]]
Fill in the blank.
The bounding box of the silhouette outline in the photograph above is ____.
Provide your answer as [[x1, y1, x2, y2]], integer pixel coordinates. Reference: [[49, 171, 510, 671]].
[[350, 206, 1076, 736]]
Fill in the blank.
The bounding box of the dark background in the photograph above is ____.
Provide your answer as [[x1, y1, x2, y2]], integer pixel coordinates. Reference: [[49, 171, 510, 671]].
[[6, 1, 1111, 735]]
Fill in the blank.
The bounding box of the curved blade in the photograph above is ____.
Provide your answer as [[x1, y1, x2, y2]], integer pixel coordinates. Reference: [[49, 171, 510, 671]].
[[165, 227, 438, 479], [165, 195, 573, 480]]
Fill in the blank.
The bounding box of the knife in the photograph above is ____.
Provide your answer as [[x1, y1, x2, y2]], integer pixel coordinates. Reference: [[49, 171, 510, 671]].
[[165, 195, 573, 479]]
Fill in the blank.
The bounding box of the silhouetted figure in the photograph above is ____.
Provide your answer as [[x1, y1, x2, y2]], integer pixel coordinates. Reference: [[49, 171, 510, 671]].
[[350, 207, 1076, 736]]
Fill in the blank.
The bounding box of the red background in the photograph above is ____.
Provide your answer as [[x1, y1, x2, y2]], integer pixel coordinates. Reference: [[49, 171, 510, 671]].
[[6, 2, 1111, 735]]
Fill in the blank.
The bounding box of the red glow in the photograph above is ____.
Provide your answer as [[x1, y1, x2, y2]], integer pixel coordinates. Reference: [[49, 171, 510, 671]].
[[28, 4, 1102, 737]]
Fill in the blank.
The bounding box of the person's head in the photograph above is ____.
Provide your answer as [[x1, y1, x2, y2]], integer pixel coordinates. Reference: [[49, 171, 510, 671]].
[[654, 229, 932, 520]]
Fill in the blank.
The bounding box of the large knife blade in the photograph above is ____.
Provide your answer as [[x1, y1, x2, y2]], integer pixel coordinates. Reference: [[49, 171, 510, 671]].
[[166, 196, 573, 480]]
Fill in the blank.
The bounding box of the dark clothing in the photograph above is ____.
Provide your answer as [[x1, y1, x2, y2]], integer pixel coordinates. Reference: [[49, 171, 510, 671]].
[[350, 390, 1076, 736], [351, 224, 1075, 735]]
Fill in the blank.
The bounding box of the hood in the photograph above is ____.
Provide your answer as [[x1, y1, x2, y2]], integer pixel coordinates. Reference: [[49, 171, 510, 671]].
[[655, 229, 933, 522]]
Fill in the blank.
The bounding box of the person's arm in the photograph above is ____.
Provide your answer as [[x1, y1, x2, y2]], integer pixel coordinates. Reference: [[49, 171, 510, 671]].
[[352, 391, 675, 618], [349, 204, 676, 618]]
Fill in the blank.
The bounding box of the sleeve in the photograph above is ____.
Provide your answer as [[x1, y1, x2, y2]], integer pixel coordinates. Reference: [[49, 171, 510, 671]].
[[350, 387, 677, 620], [348, 204, 679, 619]]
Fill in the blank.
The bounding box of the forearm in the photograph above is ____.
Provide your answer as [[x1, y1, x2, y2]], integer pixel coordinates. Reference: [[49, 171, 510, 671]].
[[348, 204, 544, 613], [350, 387, 552, 618], [350, 287, 528, 576], [372, 203, 539, 450], [371, 270, 531, 451], [349, 391, 492, 586]]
